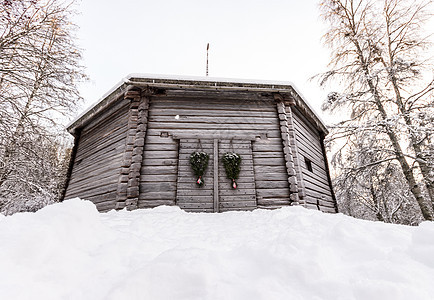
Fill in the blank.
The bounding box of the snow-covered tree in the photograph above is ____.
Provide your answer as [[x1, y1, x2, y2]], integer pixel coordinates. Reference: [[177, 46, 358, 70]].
[[319, 0, 434, 221], [0, 0, 85, 214]]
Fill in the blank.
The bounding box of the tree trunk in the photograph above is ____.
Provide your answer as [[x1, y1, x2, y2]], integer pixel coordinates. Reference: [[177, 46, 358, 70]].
[[352, 41, 433, 220], [383, 6, 434, 208]]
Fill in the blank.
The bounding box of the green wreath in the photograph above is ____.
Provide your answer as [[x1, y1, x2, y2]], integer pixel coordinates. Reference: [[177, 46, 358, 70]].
[[190, 151, 209, 187], [222, 152, 242, 189]]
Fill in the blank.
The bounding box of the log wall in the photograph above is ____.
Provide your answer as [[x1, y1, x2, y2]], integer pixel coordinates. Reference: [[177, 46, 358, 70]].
[[64, 98, 129, 211], [290, 106, 336, 212], [138, 95, 290, 210], [64, 89, 336, 214]]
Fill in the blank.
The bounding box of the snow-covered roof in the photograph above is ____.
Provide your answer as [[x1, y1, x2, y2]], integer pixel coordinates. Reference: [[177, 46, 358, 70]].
[[67, 73, 328, 135]]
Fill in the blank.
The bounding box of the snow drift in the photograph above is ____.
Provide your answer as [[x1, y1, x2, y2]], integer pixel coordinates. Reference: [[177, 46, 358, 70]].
[[0, 199, 433, 300]]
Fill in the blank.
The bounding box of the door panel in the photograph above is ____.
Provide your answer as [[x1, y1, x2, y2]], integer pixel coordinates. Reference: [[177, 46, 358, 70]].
[[176, 138, 257, 212], [176, 139, 214, 212], [218, 140, 257, 212]]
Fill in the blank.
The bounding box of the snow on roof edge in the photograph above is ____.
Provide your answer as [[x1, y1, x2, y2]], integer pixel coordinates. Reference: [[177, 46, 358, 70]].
[[126, 73, 296, 86], [67, 73, 327, 133]]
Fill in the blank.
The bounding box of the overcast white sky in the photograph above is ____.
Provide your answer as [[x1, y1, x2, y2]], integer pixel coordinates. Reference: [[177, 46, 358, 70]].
[[73, 0, 333, 122]]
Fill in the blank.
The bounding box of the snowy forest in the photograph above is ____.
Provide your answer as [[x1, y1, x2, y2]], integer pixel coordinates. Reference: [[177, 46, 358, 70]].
[[1, 0, 433, 225]]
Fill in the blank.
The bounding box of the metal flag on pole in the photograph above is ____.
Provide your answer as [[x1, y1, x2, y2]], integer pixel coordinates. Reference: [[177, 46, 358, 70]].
[[206, 43, 209, 76]]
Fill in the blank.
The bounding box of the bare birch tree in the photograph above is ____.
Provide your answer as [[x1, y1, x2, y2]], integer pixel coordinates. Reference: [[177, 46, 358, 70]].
[[0, 0, 85, 214], [319, 0, 434, 221]]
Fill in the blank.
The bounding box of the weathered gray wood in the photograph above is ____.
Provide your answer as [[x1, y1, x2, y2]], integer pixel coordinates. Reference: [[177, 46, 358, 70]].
[[140, 174, 178, 182], [256, 188, 291, 198], [254, 172, 289, 181], [220, 201, 257, 208], [149, 109, 278, 117], [252, 157, 285, 166], [252, 143, 285, 152], [257, 198, 291, 206], [255, 180, 289, 189], [219, 188, 256, 196], [213, 139, 219, 213], [303, 180, 334, 196], [148, 129, 281, 139], [64, 97, 129, 207], [138, 200, 176, 208], [138, 191, 176, 200], [179, 203, 214, 209], [150, 116, 277, 124], [173, 133, 259, 141], [66, 78, 337, 214]]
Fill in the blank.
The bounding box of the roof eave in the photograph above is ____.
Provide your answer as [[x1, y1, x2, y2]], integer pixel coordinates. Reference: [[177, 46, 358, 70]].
[[67, 74, 329, 136]]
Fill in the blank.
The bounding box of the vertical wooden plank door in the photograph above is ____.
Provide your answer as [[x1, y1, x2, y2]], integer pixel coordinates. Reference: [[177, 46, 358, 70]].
[[176, 138, 257, 212], [176, 138, 215, 212], [218, 140, 257, 212]]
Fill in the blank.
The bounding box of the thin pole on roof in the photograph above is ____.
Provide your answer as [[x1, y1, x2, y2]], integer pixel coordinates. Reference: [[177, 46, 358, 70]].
[[206, 43, 209, 76]]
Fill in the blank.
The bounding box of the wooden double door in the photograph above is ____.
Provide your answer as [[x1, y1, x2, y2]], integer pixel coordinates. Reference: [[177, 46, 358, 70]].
[[176, 138, 257, 212]]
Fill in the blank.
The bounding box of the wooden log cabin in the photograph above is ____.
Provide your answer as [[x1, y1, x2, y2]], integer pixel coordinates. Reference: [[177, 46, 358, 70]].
[[63, 74, 337, 213]]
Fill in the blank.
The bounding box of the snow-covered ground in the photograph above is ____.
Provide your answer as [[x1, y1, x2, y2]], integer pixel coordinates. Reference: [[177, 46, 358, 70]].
[[1, 199, 433, 300]]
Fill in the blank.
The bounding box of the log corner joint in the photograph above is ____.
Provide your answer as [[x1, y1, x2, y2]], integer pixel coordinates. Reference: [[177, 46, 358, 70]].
[[115, 86, 151, 211]]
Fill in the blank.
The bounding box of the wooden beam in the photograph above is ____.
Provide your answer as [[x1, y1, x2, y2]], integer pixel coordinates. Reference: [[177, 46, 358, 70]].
[[213, 138, 219, 213], [173, 133, 258, 141]]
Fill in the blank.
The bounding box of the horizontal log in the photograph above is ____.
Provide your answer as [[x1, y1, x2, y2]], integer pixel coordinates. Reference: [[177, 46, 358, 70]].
[[149, 115, 276, 125], [176, 196, 214, 202], [146, 129, 281, 139], [176, 176, 253, 183], [182, 208, 213, 213], [149, 109, 278, 118], [150, 102, 275, 112], [177, 189, 213, 196], [81, 99, 129, 134], [219, 207, 255, 212], [252, 143, 284, 152], [252, 152, 285, 158], [145, 135, 178, 144], [141, 165, 178, 175], [95, 201, 117, 212], [138, 191, 176, 200], [256, 188, 290, 198], [66, 185, 117, 201], [255, 180, 289, 189], [67, 174, 119, 195], [75, 133, 126, 162], [71, 154, 123, 175], [148, 121, 278, 131], [303, 180, 333, 196], [138, 200, 176, 208], [302, 173, 333, 193], [179, 203, 214, 209], [255, 172, 288, 181], [140, 174, 178, 182], [292, 108, 322, 140], [142, 158, 177, 166], [219, 195, 256, 201], [257, 198, 290, 206], [295, 141, 326, 167], [144, 143, 178, 151], [304, 203, 320, 211], [219, 188, 256, 196], [139, 182, 177, 193], [219, 201, 257, 208]]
